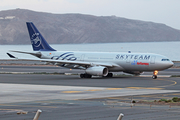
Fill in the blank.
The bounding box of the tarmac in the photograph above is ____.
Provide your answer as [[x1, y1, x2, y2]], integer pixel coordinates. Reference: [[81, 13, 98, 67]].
[[0, 64, 180, 120]]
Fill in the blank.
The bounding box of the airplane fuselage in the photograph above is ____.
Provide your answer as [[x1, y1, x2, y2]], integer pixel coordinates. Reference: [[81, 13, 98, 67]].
[[39, 51, 173, 72]]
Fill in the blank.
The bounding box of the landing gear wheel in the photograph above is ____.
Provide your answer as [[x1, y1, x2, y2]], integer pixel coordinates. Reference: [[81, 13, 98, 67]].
[[80, 74, 85, 78], [84, 74, 92, 78], [80, 74, 92, 78], [152, 75, 157, 79], [106, 73, 113, 77]]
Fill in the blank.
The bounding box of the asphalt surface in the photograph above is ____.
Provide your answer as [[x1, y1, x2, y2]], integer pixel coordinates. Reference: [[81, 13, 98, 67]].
[[0, 65, 180, 120]]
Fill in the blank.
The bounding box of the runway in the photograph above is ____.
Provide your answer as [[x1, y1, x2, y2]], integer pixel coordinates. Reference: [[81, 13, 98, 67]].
[[0, 65, 180, 120]]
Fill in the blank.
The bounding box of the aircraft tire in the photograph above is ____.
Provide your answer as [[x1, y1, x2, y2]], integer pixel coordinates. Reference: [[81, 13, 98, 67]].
[[80, 74, 92, 78], [80, 74, 85, 78], [106, 73, 113, 77], [84, 74, 92, 78], [152, 75, 157, 79]]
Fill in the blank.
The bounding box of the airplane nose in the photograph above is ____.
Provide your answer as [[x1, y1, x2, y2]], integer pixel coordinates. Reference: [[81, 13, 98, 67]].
[[170, 61, 174, 67], [167, 61, 174, 68], [159, 61, 174, 70]]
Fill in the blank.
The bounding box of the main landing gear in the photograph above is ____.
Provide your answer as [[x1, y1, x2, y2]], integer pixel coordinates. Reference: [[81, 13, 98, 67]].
[[152, 70, 158, 79], [80, 74, 92, 78], [80, 73, 113, 78], [105, 73, 113, 78]]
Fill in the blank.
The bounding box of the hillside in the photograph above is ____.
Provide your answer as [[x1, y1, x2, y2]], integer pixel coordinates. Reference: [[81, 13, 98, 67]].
[[0, 9, 180, 44]]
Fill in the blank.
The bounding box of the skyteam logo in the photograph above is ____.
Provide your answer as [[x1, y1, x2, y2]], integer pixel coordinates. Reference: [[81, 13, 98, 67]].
[[51, 52, 77, 61], [31, 33, 41, 47]]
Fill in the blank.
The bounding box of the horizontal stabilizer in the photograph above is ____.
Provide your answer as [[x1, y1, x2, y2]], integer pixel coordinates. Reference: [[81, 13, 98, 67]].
[[7, 53, 17, 59], [10, 50, 42, 58]]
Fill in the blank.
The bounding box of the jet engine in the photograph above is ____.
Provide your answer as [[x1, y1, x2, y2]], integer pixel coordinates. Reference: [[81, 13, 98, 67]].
[[85, 66, 108, 76]]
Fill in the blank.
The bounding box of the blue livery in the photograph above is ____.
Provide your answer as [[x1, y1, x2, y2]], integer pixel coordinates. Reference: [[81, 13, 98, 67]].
[[26, 22, 56, 51], [51, 52, 77, 60]]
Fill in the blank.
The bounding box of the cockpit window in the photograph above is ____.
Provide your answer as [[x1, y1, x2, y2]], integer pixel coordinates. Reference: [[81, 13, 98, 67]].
[[162, 59, 170, 61]]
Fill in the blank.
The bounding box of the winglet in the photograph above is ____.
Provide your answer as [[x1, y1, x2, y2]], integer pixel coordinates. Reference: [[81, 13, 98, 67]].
[[7, 53, 17, 59]]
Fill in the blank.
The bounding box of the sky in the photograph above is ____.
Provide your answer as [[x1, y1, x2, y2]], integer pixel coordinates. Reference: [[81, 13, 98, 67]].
[[0, 0, 180, 29]]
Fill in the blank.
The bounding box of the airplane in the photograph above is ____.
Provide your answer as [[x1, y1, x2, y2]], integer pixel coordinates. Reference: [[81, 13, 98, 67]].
[[7, 22, 174, 79]]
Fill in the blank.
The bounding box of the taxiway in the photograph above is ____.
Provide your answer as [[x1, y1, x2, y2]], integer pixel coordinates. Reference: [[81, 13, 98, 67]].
[[0, 65, 180, 120]]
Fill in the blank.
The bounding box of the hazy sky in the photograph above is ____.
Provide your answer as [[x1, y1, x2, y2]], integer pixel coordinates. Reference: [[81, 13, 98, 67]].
[[0, 0, 180, 29]]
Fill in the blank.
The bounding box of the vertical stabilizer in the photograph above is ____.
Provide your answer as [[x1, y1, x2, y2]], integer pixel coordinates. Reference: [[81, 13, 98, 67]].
[[26, 22, 56, 51]]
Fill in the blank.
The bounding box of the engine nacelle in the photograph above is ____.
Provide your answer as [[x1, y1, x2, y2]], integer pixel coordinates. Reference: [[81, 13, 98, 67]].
[[85, 66, 108, 76], [123, 71, 143, 75]]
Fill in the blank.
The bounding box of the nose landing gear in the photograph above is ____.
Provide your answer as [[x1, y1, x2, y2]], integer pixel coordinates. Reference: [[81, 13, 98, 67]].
[[152, 70, 158, 79]]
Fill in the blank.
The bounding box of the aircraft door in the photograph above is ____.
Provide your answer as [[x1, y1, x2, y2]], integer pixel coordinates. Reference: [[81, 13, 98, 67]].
[[81, 54, 85, 61], [126, 57, 130, 63], [150, 56, 156, 64]]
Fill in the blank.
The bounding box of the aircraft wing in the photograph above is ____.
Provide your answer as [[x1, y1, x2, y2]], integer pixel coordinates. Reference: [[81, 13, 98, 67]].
[[7, 53, 119, 68]]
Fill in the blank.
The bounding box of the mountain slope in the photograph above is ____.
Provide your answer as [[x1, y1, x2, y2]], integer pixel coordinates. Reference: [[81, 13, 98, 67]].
[[0, 9, 180, 44]]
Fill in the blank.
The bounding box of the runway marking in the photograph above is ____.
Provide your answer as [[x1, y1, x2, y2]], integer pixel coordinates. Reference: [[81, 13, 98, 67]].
[[145, 87, 163, 90], [62, 91, 83, 93], [86, 89, 102, 92], [171, 93, 180, 95], [126, 87, 163, 90], [62, 87, 154, 94], [155, 78, 177, 88], [105, 88, 123, 90], [62, 88, 123, 93], [61, 87, 163, 94], [139, 95, 163, 98]]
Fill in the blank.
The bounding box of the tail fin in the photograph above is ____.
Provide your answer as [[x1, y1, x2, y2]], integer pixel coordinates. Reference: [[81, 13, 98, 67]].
[[26, 22, 56, 51]]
